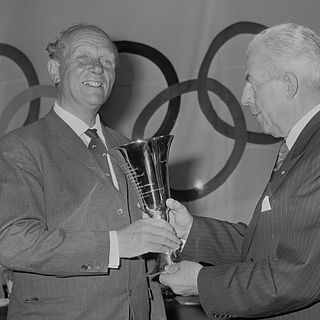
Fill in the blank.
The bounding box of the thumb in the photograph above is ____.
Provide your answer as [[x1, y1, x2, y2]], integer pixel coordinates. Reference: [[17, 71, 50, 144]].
[[164, 263, 179, 274], [166, 198, 180, 210]]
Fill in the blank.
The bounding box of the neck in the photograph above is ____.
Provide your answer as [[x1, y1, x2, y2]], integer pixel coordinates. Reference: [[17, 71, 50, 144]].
[[56, 98, 99, 127]]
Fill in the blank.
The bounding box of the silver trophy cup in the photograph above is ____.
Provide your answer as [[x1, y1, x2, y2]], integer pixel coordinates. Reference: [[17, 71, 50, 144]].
[[113, 135, 177, 276]]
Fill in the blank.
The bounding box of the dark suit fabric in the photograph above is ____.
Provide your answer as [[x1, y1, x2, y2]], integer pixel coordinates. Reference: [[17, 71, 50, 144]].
[[0, 109, 158, 320], [183, 111, 320, 319]]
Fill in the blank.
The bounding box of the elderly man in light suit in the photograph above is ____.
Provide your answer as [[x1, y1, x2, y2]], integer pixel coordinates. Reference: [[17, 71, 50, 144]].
[[0, 23, 180, 320], [161, 23, 320, 319]]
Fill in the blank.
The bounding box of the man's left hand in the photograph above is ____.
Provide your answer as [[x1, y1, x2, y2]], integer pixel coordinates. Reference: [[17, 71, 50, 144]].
[[159, 260, 202, 296]]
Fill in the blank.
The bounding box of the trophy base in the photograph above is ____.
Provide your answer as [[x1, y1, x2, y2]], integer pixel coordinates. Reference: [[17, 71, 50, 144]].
[[147, 253, 171, 278], [147, 250, 181, 278]]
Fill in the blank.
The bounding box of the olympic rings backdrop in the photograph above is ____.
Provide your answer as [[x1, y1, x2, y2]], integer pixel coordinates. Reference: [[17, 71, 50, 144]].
[[0, 21, 279, 201], [2, 0, 318, 222]]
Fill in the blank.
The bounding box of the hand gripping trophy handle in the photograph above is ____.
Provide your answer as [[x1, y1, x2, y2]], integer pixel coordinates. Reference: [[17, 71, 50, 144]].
[[113, 135, 178, 277]]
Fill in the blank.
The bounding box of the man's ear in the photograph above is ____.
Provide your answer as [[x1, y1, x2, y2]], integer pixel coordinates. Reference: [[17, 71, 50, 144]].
[[47, 59, 61, 85], [283, 71, 298, 100]]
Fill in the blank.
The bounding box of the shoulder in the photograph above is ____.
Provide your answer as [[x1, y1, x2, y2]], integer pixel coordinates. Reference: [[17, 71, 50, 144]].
[[0, 116, 49, 154], [102, 125, 131, 146]]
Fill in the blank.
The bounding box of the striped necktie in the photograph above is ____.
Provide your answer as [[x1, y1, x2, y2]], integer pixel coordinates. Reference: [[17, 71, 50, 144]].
[[85, 128, 111, 175], [85, 129, 119, 190], [274, 140, 289, 172]]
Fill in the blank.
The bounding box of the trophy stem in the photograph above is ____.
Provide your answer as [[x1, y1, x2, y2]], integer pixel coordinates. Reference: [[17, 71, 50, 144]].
[[147, 252, 173, 278]]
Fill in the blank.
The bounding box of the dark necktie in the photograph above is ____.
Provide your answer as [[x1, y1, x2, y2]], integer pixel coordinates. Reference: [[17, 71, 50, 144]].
[[85, 129, 111, 176], [274, 140, 289, 172]]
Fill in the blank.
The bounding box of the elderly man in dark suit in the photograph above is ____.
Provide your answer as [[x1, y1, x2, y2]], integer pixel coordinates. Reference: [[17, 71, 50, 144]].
[[160, 23, 320, 319], [0, 23, 180, 320]]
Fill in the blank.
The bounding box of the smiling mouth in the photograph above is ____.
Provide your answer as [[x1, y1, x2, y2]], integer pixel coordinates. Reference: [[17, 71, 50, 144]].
[[82, 80, 103, 88]]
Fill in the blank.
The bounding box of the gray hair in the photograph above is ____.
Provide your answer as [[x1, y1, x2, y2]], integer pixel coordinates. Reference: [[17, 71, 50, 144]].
[[45, 23, 119, 64], [248, 23, 320, 91]]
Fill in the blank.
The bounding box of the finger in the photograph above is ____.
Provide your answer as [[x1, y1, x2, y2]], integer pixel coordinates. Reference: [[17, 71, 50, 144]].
[[166, 198, 175, 209], [147, 243, 177, 254], [159, 273, 168, 285], [144, 218, 177, 234], [166, 198, 182, 211], [142, 212, 149, 219], [164, 263, 179, 273], [142, 221, 181, 247], [159, 273, 177, 289], [134, 220, 181, 247], [168, 210, 175, 223], [148, 234, 180, 251]]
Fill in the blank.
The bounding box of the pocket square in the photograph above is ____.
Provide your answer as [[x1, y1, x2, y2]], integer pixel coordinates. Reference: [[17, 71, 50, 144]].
[[261, 196, 271, 212]]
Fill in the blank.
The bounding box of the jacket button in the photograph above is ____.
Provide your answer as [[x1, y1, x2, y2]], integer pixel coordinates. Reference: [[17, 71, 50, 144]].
[[117, 208, 123, 215], [249, 257, 254, 262]]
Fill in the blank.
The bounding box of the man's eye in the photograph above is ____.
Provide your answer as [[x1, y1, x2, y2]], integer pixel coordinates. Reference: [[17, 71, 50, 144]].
[[247, 81, 255, 90], [101, 58, 114, 68], [78, 55, 89, 62]]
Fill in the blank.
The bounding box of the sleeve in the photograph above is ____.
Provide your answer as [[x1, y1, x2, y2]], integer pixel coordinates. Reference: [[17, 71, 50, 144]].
[[182, 216, 247, 265]]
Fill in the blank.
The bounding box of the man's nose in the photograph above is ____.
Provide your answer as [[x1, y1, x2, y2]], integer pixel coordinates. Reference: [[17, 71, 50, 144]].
[[241, 83, 253, 107], [90, 59, 103, 73]]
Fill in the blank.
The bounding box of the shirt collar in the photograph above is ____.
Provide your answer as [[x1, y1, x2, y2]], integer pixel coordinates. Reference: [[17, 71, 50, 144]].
[[285, 104, 320, 150], [53, 102, 103, 137]]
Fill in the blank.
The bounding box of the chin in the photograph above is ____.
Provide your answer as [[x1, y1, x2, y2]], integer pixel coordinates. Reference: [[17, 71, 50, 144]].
[[263, 128, 279, 138], [262, 128, 271, 135], [86, 96, 107, 106]]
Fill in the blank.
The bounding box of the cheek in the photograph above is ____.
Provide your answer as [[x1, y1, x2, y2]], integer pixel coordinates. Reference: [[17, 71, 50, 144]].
[[261, 106, 280, 130], [104, 72, 116, 91], [62, 67, 84, 87], [59, 67, 74, 84], [105, 69, 116, 82], [255, 91, 271, 111]]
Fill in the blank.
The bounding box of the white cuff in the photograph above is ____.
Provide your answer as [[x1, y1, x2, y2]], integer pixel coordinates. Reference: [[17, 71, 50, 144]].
[[108, 230, 120, 268]]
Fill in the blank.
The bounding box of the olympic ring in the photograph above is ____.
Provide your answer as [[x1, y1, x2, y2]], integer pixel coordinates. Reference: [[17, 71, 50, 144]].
[[132, 78, 247, 201], [198, 21, 280, 145], [0, 85, 56, 136], [0, 43, 41, 126], [115, 41, 181, 138]]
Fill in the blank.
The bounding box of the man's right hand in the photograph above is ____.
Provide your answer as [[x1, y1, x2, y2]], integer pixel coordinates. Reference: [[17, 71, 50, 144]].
[[117, 218, 181, 258]]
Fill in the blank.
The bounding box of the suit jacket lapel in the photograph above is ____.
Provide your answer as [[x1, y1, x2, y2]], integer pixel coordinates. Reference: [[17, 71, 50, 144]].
[[45, 109, 109, 182], [270, 110, 320, 194], [241, 110, 320, 260]]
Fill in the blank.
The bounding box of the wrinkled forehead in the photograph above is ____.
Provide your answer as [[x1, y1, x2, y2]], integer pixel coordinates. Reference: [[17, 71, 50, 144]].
[[246, 47, 266, 75], [63, 27, 116, 54], [247, 45, 263, 65]]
